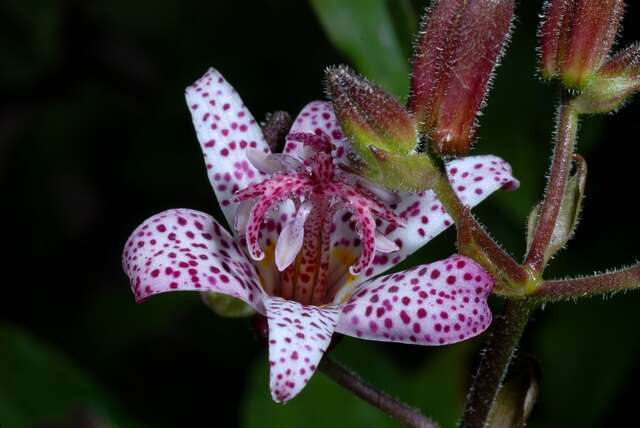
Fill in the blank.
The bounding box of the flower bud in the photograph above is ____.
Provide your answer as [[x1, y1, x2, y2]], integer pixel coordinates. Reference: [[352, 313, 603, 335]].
[[325, 66, 439, 192], [538, 0, 625, 89], [325, 65, 417, 153], [574, 43, 640, 113], [409, 0, 514, 156]]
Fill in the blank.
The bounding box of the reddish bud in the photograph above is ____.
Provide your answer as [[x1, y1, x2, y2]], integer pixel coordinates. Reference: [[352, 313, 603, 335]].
[[538, 0, 625, 89], [409, 0, 514, 156]]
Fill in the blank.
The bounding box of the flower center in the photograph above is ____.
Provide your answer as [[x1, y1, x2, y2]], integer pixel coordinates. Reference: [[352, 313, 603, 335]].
[[233, 131, 403, 305]]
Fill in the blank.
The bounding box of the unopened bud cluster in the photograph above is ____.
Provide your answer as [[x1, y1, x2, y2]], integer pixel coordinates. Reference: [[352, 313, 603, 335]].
[[539, 0, 640, 113], [325, 0, 515, 192]]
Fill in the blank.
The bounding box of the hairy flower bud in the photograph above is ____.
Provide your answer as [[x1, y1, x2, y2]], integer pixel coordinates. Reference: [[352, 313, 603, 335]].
[[538, 0, 625, 89], [409, 0, 514, 156], [325, 66, 439, 192], [325, 65, 417, 153], [574, 43, 640, 113]]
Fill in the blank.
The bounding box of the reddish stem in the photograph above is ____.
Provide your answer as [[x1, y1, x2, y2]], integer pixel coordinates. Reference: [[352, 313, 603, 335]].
[[320, 356, 438, 428], [525, 96, 579, 272], [534, 264, 640, 302], [436, 178, 528, 287]]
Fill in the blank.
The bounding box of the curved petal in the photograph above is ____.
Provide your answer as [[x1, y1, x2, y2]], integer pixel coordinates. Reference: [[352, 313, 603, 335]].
[[335, 255, 494, 345], [343, 155, 519, 289], [122, 209, 265, 312], [185, 68, 271, 228], [264, 297, 340, 403], [285, 101, 349, 163]]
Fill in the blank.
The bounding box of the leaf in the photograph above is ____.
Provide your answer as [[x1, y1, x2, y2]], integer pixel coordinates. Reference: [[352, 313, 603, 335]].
[[529, 294, 640, 427], [486, 355, 541, 428], [526, 154, 587, 263], [241, 338, 471, 428], [309, 0, 411, 99], [0, 323, 145, 428]]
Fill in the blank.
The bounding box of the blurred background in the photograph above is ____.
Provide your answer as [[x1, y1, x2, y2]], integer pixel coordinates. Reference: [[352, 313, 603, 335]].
[[1, 0, 640, 427]]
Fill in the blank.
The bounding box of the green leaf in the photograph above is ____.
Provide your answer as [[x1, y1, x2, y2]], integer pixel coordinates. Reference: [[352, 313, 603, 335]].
[[241, 339, 471, 428], [0, 323, 145, 428], [310, 0, 411, 99], [529, 295, 640, 428]]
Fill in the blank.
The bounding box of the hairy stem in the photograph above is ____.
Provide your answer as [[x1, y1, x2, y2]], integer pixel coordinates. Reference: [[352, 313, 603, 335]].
[[459, 299, 535, 428], [320, 356, 439, 428], [434, 176, 528, 288], [459, 92, 580, 427], [534, 264, 640, 302], [525, 96, 579, 272]]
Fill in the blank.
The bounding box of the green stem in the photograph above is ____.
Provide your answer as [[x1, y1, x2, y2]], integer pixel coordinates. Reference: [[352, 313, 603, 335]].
[[459, 300, 535, 428], [320, 356, 439, 428], [524, 96, 579, 272]]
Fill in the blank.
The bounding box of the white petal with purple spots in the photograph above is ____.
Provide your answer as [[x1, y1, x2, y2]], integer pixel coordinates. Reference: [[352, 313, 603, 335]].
[[123, 209, 265, 312], [335, 255, 494, 345], [185, 68, 270, 228], [264, 297, 341, 403], [340, 155, 519, 290]]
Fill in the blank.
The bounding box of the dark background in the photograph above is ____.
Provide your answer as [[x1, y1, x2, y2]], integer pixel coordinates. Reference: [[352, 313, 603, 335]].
[[1, 0, 639, 427]]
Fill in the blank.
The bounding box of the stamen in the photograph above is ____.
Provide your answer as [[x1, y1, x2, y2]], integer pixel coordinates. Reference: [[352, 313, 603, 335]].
[[375, 232, 400, 253], [234, 199, 254, 235], [242, 175, 312, 260], [246, 148, 282, 174], [268, 153, 306, 173], [275, 201, 313, 271], [234, 129, 404, 304]]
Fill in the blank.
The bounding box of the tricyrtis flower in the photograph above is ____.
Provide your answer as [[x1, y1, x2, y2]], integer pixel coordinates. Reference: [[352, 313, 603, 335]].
[[122, 68, 519, 403]]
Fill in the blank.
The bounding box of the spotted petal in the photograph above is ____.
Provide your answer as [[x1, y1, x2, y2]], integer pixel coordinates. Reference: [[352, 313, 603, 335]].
[[185, 68, 270, 228], [122, 209, 265, 312], [343, 155, 519, 289], [285, 101, 349, 163], [264, 297, 341, 403], [336, 255, 494, 345]]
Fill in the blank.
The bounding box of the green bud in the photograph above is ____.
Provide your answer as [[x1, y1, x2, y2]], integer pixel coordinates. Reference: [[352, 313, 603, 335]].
[[574, 43, 640, 114], [325, 65, 439, 192]]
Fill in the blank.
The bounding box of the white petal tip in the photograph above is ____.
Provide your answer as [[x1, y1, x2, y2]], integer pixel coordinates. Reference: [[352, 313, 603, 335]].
[[375, 233, 400, 254], [275, 256, 294, 272]]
